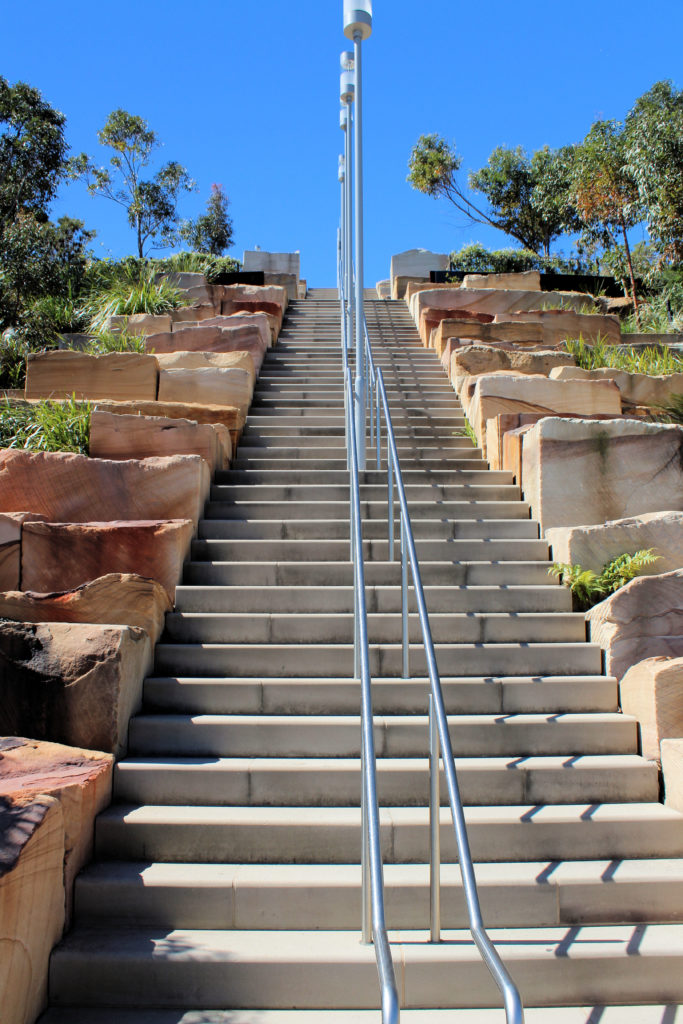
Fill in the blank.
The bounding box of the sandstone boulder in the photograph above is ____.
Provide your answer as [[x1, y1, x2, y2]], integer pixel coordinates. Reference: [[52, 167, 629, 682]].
[[107, 313, 172, 335], [586, 570, 683, 682], [405, 281, 458, 304], [462, 271, 541, 290], [146, 324, 268, 373], [0, 572, 171, 642], [520, 418, 683, 533], [420, 307, 494, 347], [155, 349, 255, 387], [435, 318, 546, 354], [0, 512, 47, 590], [21, 519, 193, 600], [93, 400, 244, 452], [450, 345, 575, 395], [0, 450, 209, 529], [546, 511, 683, 575], [221, 282, 288, 312], [467, 374, 622, 455], [411, 287, 597, 330], [550, 365, 683, 409], [0, 621, 152, 755], [619, 657, 683, 760], [24, 350, 159, 402], [170, 304, 216, 323], [0, 794, 65, 1024], [222, 310, 277, 346], [89, 409, 231, 471], [494, 309, 620, 346], [158, 366, 252, 417]]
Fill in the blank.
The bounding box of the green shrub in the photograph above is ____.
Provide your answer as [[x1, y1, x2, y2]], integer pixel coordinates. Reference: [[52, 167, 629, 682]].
[[0, 395, 90, 454], [0, 334, 29, 389], [87, 270, 187, 334], [79, 329, 148, 355], [549, 548, 661, 610], [565, 336, 683, 374], [651, 393, 683, 425]]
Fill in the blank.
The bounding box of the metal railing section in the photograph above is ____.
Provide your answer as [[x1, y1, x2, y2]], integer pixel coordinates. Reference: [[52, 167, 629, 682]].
[[339, 257, 400, 1024]]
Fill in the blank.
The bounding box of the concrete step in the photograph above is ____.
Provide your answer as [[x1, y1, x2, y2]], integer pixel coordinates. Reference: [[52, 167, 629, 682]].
[[113, 754, 656, 807], [93, 804, 683, 865], [203, 499, 532, 522], [174, 584, 568, 615], [128, 712, 635, 759], [162, 610, 585, 645], [75, 854, 678, 931], [153, 641, 604, 678], [142, 675, 619, 716], [214, 469, 514, 486], [231, 455, 487, 469], [196, 518, 540, 541]]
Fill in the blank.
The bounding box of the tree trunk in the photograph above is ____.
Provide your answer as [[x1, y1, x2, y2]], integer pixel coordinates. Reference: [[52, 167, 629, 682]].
[[137, 218, 143, 259], [620, 215, 640, 329]]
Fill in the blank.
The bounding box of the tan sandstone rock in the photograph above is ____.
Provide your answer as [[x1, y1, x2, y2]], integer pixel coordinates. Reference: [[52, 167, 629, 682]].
[[108, 313, 172, 336], [24, 350, 159, 402], [587, 570, 683, 682], [462, 271, 541, 290], [494, 309, 621, 346], [0, 794, 65, 1024], [0, 450, 209, 529], [550, 365, 683, 409], [0, 573, 171, 642], [410, 287, 597, 330], [93, 400, 245, 452], [435, 318, 546, 354], [156, 349, 255, 385], [546, 511, 683, 575], [662, 738, 683, 815], [146, 324, 268, 374], [176, 312, 272, 349], [420, 307, 494, 347], [170, 304, 217, 323], [158, 366, 253, 417], [0, 621, 152, 755], [619, 657, 683, 760], [21, 519, 193, 600], [89, 409, 231, 471], [450, 346, 575, 395], [0, 512, 48, 590], [520, 417, 683, 533], [467, 374, 622, 455]]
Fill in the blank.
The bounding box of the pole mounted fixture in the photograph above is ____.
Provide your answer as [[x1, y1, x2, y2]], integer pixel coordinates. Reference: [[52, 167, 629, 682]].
[[340, 107, 348, 130], [343, 0, 372, 39], [339, 154, 346, 183], [340, 70, 355, 104], [340, 50, 355, 71]]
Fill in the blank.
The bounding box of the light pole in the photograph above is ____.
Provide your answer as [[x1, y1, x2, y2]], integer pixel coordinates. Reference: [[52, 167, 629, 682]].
[[340, 52, 355, 353], [344, 0, 371, 469], [338, 151, 346, 352]]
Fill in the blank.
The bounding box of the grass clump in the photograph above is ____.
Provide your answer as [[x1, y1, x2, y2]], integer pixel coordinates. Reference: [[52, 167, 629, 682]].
[[549, 548, 661, 611], [0, 396, 90, 454], [565, 335, 683, 375], [454, 416, 478, 446], [87, 269, 187, 334]]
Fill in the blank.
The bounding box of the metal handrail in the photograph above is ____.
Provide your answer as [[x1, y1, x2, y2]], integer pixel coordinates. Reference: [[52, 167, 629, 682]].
[[339, 261, 400, 1024], [370, 349, 524, 1024]]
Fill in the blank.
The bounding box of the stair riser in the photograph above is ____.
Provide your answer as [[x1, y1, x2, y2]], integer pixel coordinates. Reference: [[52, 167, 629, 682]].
[[189, 539, 549, 564], [196, 518, 540, 541], [204, 500, 531, 521]]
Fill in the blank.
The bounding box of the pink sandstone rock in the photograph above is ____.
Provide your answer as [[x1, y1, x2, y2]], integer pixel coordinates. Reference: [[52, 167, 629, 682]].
[[146, 324, 267, 373], [92, 400, 244, 453], [0, 512, 48, 590], [89, 408, 231, 472]]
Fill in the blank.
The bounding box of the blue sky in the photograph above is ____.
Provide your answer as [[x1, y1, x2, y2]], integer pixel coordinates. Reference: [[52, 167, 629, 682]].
[[3, 0, 682, 285]]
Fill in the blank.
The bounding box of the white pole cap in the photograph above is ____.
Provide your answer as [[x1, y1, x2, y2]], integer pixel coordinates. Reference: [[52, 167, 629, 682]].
[[340, 51, 354, 71], [343, 0, 372, 40], [340, 70, 355, 104], [338, 154, 345, 182]]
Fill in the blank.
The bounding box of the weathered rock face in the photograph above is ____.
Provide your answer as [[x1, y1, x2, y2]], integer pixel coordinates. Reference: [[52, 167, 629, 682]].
[[546, 511, 683, 575], [420, 307, 495, 347], [222, 310, 277, 346], [0, 793, 65, 1024], [587, 570, 683, 682], [494, 309, 621, 346], [93, 400, 244, 452], [0, 573, 171, 643], [462, 271, 541, 291], [466, 374, 622, 455], [220, 283, 288, 312], [170, 304, 216, 323], [620, 657, 683, 760], [146, 324, 267, 373], [24, 351, 159, 402], [410, 287, 596, 330], [158, 366, 252, 417], [0, 737, 113, 921], [450, 346, 574, 394], [0, 621, 152, 756], [156, 349, 255, 385], [0, 450, 209, 529], [435, 318, 550, 352], [89, 409, 231, 471], [108, 313, 172, 336], [404, 281, 457, 304], [550, 365, 683, 409], [520, 418, 683, 533], [0, 513, 47, 590], [21, 519, 193, 600]]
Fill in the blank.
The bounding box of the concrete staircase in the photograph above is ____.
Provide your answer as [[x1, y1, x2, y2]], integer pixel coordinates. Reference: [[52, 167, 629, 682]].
[[42, 298, 683, 1022]]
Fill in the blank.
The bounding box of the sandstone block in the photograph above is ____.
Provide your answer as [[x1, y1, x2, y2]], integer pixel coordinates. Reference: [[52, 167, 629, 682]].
[[390, 249, 449, 299], [170, 304, 216, 323], [450, 345, 575, 396], [662, 738, 683, 814], [158, 366, 252, 417], [420, 307, 494, 347], [404, 281, 458, 304], [0, 794, 65, 1024], [180, 312, 272, 349], [468, 374, 622, 455], [502, 423, 536, 483], [0, 621, 152, 755], [147, 324, 267, 373], [462, 271, 541, 290], [376, 280, 391, 299], [520, 417, 683, 533], [21, 518, 194, 600], [495, 309, 620, 346], [221, 283, 288, 312], [411, 287, 596, 330], [262, 272, 298, 301], [546, 511, 683, 575], [93, 400, 244, 453], [550, 365, 683, 409], [156, 349, 255, 388], [25, 350, 159, 402], [586, 570, 683, 682], [89, 409, 231, 472], [0, 572, 171, 642], [435, 318, 546, 352], [619, 657, 683, 760], [0, 450, 209, 529], [243, 251, 300, 278], [106, 313, 172, 335], [0, 512, 47, 590]]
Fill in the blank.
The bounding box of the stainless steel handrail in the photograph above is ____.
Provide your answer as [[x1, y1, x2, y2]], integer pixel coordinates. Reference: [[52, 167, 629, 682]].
[[339, 263, 400, 1024], [368, 341, 524, 1024]]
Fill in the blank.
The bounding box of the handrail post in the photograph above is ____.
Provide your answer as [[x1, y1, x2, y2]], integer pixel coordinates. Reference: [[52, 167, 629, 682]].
[[401, 520, 409, 679], [353, 28, 366, 470], [387, 447, 394, 562], [429, 694, 441, 942]]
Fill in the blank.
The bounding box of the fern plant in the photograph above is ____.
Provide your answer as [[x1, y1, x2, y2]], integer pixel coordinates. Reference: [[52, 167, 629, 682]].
[[549, 548, 661, 610]]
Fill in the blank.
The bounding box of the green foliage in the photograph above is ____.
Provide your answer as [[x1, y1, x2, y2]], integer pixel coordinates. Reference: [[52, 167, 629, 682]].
[[565, 335, 683, 374], [622, 281, 683, 334], [454, 417, 478, 445], [0, 334, 29, 389], [448, 242, 585, 275], [652, 393, 683, 425], [70, 109, 195, 257], [180, 184, 234, 256], [86, 270, 187, 334], [74, 330, 148, 355], [0, 396, 90, 454], [550, 549, 661, 610]]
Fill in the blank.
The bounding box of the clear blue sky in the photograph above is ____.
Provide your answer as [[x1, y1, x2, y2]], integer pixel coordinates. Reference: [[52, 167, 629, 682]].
[[3, 0, 682, 285]]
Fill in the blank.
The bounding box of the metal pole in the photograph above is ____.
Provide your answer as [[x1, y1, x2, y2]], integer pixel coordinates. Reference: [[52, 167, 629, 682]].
[[429, 694, 441, 942], [353, 30, 366, 470], [388, 446, 394, 562], [344, 100, 353, 353], [401, 520, 409, 679]]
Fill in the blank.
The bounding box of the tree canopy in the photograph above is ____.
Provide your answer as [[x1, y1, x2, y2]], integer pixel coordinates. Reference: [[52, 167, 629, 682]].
[[181, 183, 234, 256]]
